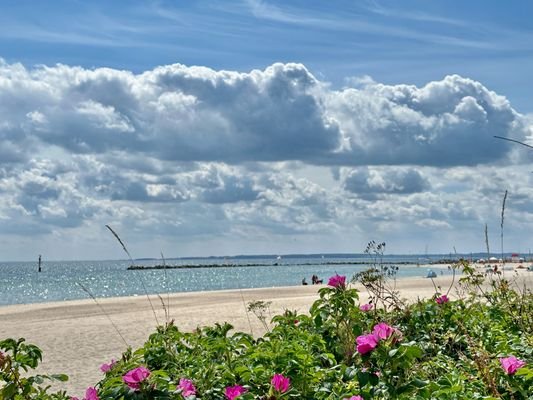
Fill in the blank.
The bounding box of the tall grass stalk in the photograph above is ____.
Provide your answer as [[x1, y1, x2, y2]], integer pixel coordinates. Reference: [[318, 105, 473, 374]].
[[445, 246, 459, 296], [77, 282, 129, 346], [161, 250, 170, 323], [105, 224, 160, 326], [239, 287, 254, 336], [484, 223, 490, 260], [232, 263, 254, 335], [494, 135, 533, 149], [157, 293, 168, 323], [501, 190, 508, 276]]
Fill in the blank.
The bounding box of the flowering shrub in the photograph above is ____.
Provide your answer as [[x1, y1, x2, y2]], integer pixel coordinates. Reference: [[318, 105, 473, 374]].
[[327, 274, 346, 289], [1, 267, 532, 399], [500, 356, 526, 375], [99, 359, 116, 373], [178, 377, 197, 397], [435, 294, 449, 304], [0, 338, 69, 399], [269, 373, 290, 397], [372, 322, 395, 340], [224, 385, 247, 399], [122, 366, 151, 390], [356, 333, 379, 355], [71, 387, 99, 400]]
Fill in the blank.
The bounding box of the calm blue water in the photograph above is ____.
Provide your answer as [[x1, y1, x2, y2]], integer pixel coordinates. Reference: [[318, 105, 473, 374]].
[[0, 256, 454, 306]]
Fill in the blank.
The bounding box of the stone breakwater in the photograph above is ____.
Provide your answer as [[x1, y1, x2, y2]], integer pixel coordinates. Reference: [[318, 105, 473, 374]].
[[127, 261, 418, 270]]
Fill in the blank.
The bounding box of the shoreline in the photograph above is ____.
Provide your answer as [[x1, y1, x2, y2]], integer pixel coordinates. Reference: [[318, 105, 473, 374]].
[[1, 267, 531, 396], [2, 261, 529, 308], [126, 260, 445, 270], [0, 262, 458, 308]]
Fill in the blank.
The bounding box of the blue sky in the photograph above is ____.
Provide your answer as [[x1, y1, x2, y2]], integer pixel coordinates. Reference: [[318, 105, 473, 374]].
[[2, 0, 533, 111], [0, 1, 532, 260]]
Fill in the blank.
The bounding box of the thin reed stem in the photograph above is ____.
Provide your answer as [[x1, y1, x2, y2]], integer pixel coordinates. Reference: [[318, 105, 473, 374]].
[[105, 224, 160, 326], [157, 294, 168, 322], [161, 251, 170, 323], [500, 190, 508, 277], [494, 135, 533, 149], [484, 223, 490, 260], [238, 285, 254, 336], [227, 262, 254, 335], [446, 246, 458, 296], [77, 282, 129, 347]]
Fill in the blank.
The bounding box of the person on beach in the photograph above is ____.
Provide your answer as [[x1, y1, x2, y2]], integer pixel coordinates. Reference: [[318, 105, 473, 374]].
[[302, 277, 308, 285]]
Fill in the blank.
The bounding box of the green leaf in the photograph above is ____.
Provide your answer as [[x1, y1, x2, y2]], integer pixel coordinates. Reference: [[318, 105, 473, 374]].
[[402, 344, 423, 359], [1, 382, 17, 399], [515, 366, 533, 379], [50, 373, 69, 382], [357, 371, 370, 386], [412, 378, 429, 388], [343, 366, 357, 380]]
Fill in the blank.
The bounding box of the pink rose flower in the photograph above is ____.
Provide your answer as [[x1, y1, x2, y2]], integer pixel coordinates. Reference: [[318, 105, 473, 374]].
[[345, 396, 364, 400], [178, 378, 197, 397], [328, 274, 346, 288], [356, 333, 379, 355], [372, 322, 395, 340], [436, 294, 449, 304], [84, 387, 99, 400], [122, 366, 151, 390], [271, 373, 290, 393], [224, 385, 247, 400], [500, 356, 526, 375], [100, 359, 116, 373], [359, 303, 373, 312]]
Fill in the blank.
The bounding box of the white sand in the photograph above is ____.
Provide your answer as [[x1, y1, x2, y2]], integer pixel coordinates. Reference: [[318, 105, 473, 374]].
[[1, 266, 531, 396]]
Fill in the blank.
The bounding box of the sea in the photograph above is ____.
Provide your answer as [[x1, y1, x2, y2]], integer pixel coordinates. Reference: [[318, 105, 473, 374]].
[[0, 254, 466, 306]]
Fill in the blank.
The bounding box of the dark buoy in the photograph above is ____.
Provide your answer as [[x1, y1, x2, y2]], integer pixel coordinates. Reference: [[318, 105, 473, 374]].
[[38, 254, 42, 272]]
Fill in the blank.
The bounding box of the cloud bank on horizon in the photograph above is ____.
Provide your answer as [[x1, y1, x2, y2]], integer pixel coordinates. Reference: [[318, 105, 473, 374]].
[[0, 60, 532, 260]]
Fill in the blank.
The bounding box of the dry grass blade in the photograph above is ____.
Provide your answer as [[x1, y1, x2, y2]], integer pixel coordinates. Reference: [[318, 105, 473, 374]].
[[157, 294, 168, 322], [484, 223, 490, 259], [240, 288, 254, 336], [494, 135, 533, 149], [105, 224, 160, 326], [105, 225, 134, 265], [161, 251, 170, 322], [445, 247, 459, 296], [77, 282, 129, 347], [501, 190, 508, 276]]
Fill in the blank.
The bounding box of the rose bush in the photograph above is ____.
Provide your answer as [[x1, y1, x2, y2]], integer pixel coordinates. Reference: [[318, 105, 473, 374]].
[[1, 264, 532, 399]]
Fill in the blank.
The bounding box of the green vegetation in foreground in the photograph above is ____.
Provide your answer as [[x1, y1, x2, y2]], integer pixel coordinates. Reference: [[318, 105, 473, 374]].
[[1, 261, 532, 399]]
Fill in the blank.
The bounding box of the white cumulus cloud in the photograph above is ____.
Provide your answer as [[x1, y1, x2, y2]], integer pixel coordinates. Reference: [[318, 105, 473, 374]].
[[0, 59, 532, 259]]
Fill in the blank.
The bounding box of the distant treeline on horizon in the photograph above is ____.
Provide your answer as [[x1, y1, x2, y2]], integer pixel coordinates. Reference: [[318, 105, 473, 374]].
[[4, 251, 531, 264], [134, 251, 530, 262]]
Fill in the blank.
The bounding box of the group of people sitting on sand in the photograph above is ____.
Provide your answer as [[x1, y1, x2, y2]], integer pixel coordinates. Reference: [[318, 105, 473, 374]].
[[484, 264, 502, 275], [301, 274, 323, 285]]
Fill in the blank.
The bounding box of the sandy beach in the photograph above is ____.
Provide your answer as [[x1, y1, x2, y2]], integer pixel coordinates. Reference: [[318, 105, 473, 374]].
[[1, 267, 531, 396]]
